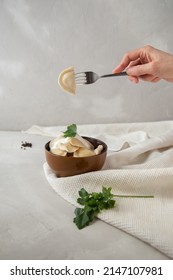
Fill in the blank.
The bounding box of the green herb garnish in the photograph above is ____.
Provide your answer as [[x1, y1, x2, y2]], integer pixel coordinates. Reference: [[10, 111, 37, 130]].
[[63, 124, 77, 138], [73, 186, 154, 229]]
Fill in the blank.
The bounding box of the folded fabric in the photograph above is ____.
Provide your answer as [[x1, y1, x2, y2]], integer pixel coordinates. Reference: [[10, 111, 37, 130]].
[[25, 121, 173, 259]]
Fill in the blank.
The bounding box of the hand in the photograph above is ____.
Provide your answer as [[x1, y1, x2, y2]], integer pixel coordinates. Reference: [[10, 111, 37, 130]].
[[113, 45, 173, 83]]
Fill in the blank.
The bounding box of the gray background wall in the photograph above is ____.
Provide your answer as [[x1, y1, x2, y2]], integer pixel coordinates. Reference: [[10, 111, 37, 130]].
[[0, 0, 173, 130]]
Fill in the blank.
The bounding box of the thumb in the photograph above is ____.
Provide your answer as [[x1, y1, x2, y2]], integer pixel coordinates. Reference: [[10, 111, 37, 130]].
[[127, 63, 152, 77]]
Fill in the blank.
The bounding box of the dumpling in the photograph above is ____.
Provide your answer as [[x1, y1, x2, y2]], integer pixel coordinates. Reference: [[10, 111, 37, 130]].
[[58, 66, 76, 95]]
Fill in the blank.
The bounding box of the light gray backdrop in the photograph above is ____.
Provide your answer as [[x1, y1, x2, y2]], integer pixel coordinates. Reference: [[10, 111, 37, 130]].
[[0, 0, 173, 130]]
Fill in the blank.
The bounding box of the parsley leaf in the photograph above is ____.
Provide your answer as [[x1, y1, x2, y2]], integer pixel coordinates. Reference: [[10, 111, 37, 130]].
[[63, 124, 77, 138], [73, 187, 115, 230], [73, 186, 154, 230]]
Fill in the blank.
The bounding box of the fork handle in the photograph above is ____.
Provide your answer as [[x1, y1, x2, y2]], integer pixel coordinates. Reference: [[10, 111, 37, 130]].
[[101, 72, 127, 78]]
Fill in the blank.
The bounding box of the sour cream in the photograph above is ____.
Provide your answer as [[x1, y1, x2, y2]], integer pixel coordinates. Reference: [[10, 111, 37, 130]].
[[49, 133, 103, 157]]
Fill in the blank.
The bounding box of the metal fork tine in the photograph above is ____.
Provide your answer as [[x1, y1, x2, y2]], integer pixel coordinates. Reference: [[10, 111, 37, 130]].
[[75, 75, 86, 79], [75, 79, 87, 84], [75, 72, 87, 85], [75, 77, 87, 81], [75, 77, 86, 80], [75, 81, 87, 84], [75, 81, 87, 85], [75, 72, 86, 75], [76, 81, 87, 85], [76, 80, 86, 83]]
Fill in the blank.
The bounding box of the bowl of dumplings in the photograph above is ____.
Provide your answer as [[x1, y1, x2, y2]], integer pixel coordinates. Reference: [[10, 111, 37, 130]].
[[45, 124, 107, 177]]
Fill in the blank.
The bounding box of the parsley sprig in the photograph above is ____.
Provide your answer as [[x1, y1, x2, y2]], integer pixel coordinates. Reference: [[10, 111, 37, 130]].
[[63, 124, 77, 138], [73, 187, 154, 229]]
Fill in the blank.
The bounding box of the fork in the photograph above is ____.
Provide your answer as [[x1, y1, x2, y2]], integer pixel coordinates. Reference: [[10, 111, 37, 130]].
[[75, 71, 127, 85]]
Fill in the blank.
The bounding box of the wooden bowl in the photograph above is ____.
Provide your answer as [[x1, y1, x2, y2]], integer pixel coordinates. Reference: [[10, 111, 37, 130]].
[[45, 136, 107, 177]]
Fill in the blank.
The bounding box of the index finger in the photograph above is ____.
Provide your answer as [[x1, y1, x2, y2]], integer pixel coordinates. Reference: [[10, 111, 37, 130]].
[[113, 48, 144, 73]]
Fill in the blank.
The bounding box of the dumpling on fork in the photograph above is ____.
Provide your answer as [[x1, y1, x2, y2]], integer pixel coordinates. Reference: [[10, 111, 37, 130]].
[[58, 66, 76, 95], [58, 67, 127, 95]]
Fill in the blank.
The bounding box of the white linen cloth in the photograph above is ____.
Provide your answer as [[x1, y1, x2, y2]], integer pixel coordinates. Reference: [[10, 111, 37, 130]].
[[26, 121, 173, 259]]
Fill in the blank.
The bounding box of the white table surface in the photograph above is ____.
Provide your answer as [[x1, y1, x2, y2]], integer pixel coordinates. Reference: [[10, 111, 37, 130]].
[[0, 131, 169, 260]]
